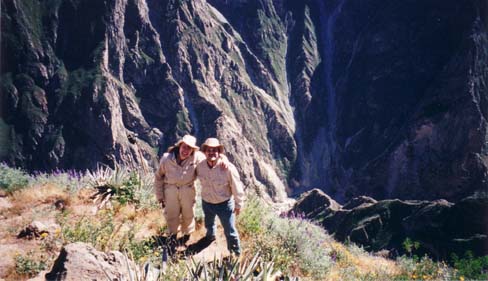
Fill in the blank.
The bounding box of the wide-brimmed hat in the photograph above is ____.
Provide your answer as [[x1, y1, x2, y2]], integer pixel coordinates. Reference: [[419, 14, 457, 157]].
[[201, 138, 224, 153], [174, 135, 199, 150]]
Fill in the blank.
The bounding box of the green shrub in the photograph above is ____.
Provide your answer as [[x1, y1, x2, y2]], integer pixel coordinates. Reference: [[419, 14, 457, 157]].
[[114, 171, 139, 205], [60, 210, 116, 251], [15, 251, 47, 277], [239, 195, 332, 279], [395, 255, 452, 280], [125, 237, 155, 263], [264, 216, 333, 278], [402, 237, 420, 256], [238, 195, 268, 235], [451, 251, 488, 280], [0, 163, 31, 193], [0, 163, 87, 194]]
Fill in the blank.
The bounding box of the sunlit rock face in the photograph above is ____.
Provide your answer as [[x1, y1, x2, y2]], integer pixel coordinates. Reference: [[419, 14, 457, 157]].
[[1, 0, 487, 202]]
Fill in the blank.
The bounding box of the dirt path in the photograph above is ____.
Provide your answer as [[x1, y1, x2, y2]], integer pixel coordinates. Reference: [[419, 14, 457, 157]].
[[183, 223, 231, 263]]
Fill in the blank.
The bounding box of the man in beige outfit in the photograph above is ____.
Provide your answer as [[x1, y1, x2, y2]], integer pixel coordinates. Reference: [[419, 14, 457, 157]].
[[197, 138, 245, 255]]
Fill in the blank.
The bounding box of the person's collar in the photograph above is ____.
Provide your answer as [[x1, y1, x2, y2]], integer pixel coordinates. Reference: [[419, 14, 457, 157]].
[[206, 158, 220, 169]]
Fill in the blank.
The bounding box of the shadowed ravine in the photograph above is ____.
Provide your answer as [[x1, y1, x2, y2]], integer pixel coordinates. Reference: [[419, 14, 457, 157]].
[[1, 0, 487, 204]]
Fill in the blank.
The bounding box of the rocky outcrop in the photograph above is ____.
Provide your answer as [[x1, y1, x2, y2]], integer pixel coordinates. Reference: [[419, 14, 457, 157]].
[[293, 189, 488, 259], [45, 242, 136, 280], [17, 220, 61, 240], [2, 0, 487, 202]]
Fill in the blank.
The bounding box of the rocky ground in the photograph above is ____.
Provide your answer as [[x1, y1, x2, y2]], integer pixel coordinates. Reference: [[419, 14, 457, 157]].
[[0, 184, 233, 280], [1, 177, 478, 280]]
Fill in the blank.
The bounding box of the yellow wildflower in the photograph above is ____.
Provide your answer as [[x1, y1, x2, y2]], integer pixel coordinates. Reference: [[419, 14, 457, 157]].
[[41, 232, 49, 238], [460, 276, 465, 281]]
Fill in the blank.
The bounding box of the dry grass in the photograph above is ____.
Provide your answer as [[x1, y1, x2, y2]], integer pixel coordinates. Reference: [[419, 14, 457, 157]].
[[71, 187, 96, 205], [108, 204, 165, 242], [10, 184, 70, 209], [131, 208, 166, 240], [326, 241, 400, 280]]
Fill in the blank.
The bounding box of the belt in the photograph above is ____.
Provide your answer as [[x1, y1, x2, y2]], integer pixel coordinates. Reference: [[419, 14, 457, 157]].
[[166, 184, 192, 189], [203, 199, 231, 206]]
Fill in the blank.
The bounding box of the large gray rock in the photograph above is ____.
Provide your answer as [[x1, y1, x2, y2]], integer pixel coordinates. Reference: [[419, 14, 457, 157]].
[[45, 242, 136, 281], [292, 188, 341, 218]]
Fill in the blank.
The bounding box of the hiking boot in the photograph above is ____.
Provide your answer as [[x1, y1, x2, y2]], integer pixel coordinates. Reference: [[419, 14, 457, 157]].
[[203, 235, 216, 243], [167, 234, 177, 255], [183, 234, 190, 244], [178, 234, 191, 247]]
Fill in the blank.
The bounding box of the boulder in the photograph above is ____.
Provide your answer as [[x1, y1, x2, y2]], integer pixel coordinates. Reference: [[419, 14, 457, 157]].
[[293, 188, 341, 218], [45, 242, 136, 280], [18, 220, 61, 239]]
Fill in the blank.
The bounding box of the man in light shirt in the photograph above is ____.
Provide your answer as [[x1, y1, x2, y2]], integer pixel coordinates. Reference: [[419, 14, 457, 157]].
[[196, 138, 245, 255]]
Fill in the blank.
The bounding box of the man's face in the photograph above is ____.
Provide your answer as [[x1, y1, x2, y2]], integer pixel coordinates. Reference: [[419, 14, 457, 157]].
[[179, 143, 193, 160], [205, 147, 220, 162]]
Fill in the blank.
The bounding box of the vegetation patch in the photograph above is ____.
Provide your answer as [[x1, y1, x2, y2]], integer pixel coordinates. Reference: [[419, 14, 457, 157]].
[[239, 196, 332, 278], [0, 163, 31, 194], [1, 165, 487, 280], [15, 250, 48, 278], [451, 251, 488, 280]]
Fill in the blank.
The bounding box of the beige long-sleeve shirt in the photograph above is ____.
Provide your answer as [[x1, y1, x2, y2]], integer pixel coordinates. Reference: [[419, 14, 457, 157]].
[[154, 151, 206, 202], [196, 159, 245, 209]]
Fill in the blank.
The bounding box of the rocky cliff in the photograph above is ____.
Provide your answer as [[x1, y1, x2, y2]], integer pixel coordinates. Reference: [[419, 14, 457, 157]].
[[2, 0, 487, 202], [293, 188, 488, 259]]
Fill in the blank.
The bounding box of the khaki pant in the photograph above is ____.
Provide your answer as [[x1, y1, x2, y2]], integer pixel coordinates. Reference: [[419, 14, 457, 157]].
[[164, 186, 196, 235]]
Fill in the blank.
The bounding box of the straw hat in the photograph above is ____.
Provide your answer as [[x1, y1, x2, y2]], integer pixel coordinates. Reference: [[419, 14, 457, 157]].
[[174, 135, 199, 150], [201, 138, 224, 153]]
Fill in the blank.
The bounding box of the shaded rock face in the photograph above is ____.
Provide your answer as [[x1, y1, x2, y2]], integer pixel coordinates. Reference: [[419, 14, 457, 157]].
[[45, 242, 136, 280], [293, 189, 488, 259], [1, 0, 487, 202]]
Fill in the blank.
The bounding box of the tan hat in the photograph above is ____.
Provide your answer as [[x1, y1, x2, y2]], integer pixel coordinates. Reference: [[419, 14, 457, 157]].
[[201, 138, 224, 153], [175, 135, 199, 150]]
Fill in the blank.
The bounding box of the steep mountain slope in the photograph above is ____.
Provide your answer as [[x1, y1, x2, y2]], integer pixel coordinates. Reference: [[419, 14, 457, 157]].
[[1, 0, 487, 202]]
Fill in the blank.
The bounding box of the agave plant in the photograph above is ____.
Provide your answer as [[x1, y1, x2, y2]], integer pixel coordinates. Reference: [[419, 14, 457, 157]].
[[86, 164, 155, 209], [185, 253, 284, 280]]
